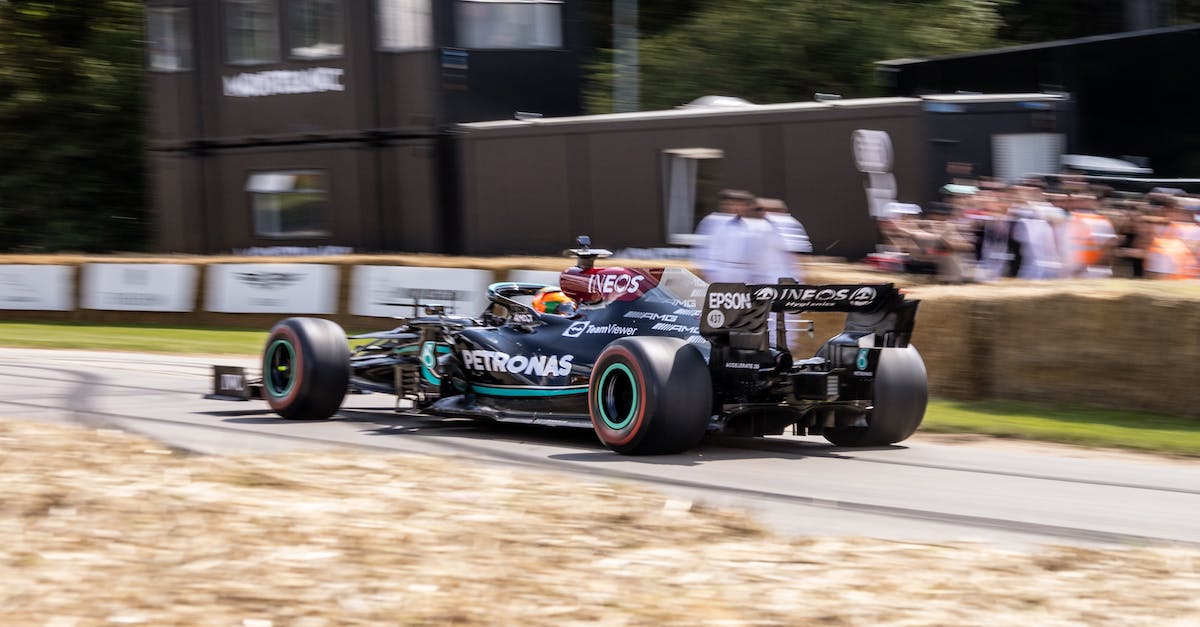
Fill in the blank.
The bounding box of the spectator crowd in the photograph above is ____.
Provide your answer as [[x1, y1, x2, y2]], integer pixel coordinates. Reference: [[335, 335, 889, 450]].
[[870, 178, 1200, 282], [688, 179, 1200, 288]]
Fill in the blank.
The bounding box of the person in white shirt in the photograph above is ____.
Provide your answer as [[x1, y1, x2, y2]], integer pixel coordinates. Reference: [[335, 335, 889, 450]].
[[759, 197, 811, 282], [692, 189, 745, 280], [694, 190, 792, 285], [1009, 206, 1062, 280]]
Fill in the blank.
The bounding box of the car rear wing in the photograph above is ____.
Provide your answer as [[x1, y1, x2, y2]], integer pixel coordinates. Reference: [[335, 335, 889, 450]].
[[700, 283, 919, 350]]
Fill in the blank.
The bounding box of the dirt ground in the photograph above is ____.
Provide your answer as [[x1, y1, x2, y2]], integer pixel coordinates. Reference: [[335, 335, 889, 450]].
[[2, 419, 1197, 626]]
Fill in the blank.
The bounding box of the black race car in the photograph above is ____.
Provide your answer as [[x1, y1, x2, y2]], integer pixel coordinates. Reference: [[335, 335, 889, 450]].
[[214, 238, 927, 455]]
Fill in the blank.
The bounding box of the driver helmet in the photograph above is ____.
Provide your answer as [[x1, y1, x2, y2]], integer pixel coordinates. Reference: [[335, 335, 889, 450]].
[[532, 286, 576, 316]]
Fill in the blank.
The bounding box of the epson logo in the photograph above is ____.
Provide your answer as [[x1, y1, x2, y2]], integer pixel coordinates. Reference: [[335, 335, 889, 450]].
[[753, 287, 778, 301], [587, 273, 646, 295], [850, 286, 877, 307], [461, 350, 574, 377], [708, 292, 752, 310]]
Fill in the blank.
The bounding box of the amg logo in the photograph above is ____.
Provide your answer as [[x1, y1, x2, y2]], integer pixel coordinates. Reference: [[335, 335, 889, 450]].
[[624, 311, 678, 322], [461, 350, 574, 377], [651, 322, 699, 334], [708, 292, 752, 310]]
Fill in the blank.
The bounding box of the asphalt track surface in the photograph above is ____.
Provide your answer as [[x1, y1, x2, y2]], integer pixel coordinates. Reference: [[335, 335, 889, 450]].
[[2, 347, 1198, 550]]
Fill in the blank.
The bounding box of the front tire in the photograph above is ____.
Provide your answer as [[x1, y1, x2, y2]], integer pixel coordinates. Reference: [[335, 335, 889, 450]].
[[824, 345, 927, 447], [262, 317, 349, 420], [589, 337, 712, 455]]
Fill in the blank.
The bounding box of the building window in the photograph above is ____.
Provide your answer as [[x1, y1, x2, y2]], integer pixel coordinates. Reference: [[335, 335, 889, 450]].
[[225, 0, 281, 65], [288, 0, 343, 59], [662, 148, 723, 245], [456, 0, 562, 50], [247, 171, 330, 238], [147, 7, 193, 71], [378, 0, 432, 51]]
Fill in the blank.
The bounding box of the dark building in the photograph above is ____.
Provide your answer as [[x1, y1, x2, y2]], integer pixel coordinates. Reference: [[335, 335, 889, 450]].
[[453, 93, 1071, 258], [146, 0, 585, 253], [877, 24, 1200, 177], [145, 3, 1073, 261]]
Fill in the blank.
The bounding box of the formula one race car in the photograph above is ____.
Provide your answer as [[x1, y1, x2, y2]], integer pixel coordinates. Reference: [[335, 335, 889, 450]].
[[213, 238, 927, 455]]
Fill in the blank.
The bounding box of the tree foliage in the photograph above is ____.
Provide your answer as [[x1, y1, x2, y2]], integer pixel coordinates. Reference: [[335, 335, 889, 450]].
[[0, 0, 146, 252], [623, 0, 1007, 111], [998, 0, 1200, 44]]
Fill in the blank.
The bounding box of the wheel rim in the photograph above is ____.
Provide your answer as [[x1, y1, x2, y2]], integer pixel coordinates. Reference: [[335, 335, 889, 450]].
[[597, 363, 638, 430], [264, 339, 297, 398]]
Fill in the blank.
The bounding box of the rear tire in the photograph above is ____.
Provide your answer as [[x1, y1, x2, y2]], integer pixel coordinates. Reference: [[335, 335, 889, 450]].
[[824, 345, 927, 447], [262, 317, 349, 420], [589, 337, 712, 455]]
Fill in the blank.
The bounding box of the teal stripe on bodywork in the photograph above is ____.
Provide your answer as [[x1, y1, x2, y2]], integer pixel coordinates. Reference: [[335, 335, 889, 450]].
[[470, 384, 589, 398]]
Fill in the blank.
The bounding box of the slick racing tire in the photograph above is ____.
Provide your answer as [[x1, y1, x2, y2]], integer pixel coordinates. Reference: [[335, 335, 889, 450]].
[[824, 345, 927, 447], [262, 317, 350, 420], [588, 337, 712, 455]]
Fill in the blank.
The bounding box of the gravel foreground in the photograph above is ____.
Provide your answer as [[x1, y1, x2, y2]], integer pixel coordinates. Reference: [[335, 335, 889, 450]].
[[2, 420, 1198, 626]]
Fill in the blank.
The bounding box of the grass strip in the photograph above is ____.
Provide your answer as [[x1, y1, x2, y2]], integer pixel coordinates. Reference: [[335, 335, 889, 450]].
[[2, 322, 1197, 456], [924, 399, 1200, 457], [0, 322, 268, 355]]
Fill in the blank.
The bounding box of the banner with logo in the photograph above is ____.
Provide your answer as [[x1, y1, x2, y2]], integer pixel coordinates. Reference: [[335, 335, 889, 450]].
[[82, 263, 198, 312], [205, 264, 338, 314], [0, 265, 74, 311], [350, 266, 493, 318]]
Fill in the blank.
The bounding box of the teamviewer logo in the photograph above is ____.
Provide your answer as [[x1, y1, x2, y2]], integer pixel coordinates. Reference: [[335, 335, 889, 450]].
[[562, 321, 589, 338]]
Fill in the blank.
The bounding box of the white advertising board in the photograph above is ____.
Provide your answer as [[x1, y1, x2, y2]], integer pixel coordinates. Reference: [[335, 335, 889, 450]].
[[0, 265, 74, 311], [506, 269, 561, 288], [82, 263, 198, 312], [205, 264, 338, 314], [852, 129, 893, 174], [350, 266, 493, 318]]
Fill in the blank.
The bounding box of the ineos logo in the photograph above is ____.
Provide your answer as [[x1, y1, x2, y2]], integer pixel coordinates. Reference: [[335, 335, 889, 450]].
[[850, 286, 877, 307], [753, 287, 778, 301], [816, 289, 837, 300]]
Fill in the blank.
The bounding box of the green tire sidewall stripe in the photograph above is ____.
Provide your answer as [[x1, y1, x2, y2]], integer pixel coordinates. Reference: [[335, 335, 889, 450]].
[[597, 362, 638, 430], [265, 338, 297, 398]]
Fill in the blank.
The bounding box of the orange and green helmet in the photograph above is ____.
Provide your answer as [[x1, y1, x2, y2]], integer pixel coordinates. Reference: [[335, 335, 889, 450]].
[[532, 286, 576, 315]]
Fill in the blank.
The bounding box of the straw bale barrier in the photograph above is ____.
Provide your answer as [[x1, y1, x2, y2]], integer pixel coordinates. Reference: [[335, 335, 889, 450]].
[[2, 254, 1197, 418], [1, 418, 1197, 625]]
